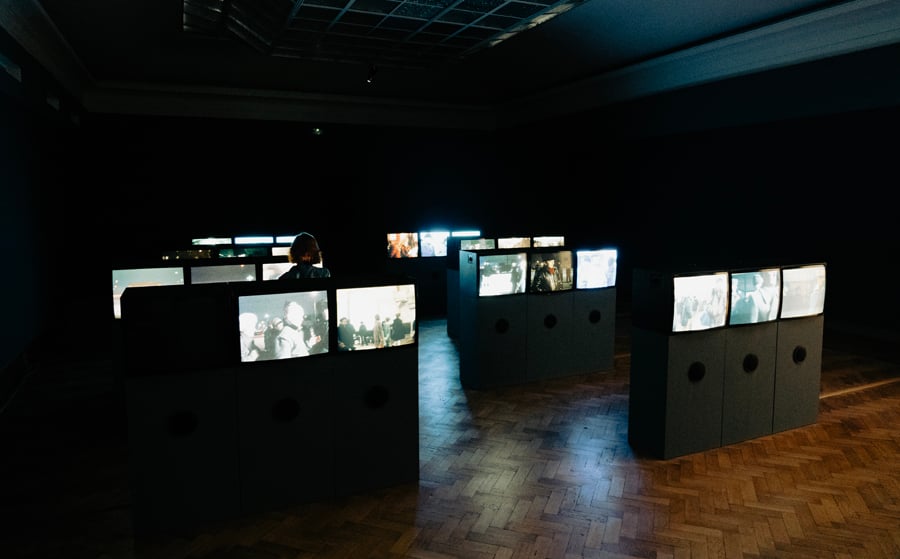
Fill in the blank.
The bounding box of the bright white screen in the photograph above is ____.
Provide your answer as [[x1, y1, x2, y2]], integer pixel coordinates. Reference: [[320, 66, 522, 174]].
[[672, 272, 728, 332], [780, 265, 826, 319], [576, 249, 618, 289], [335, 284, 417, 350]]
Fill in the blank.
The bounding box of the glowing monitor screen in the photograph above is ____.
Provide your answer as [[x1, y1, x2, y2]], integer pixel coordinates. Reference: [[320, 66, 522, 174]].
[[527, 250, 574, 293], [729, 268, 781, 325], [672, 272, 728, 332], [575, 249, 618, 289], [460, 238, 495, 250], [478, 252, 527, 296], [386, 232, 419, 258], [238, 289, 329, 362], [190, 263, 257, 284], [780, 264, 826, 319], [532, 235, 565, 247], [261, 261, 293, 281], [418, 231, 450, 257], [112, 267, 185, 319], [335, 284, 417, 350], [497, 236, 530, 249]]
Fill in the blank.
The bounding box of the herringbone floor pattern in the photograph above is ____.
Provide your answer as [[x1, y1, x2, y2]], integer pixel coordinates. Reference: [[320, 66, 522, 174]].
[[2, 317, 899, 558]]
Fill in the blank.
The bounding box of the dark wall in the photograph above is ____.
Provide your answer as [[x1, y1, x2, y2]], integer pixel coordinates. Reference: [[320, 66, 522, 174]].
[[0, 28, 81, 393], [5, 40, 900, 374]]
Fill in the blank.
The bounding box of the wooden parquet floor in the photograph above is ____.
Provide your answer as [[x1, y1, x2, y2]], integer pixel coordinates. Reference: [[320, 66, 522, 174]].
[[2, 316, 900, 558]]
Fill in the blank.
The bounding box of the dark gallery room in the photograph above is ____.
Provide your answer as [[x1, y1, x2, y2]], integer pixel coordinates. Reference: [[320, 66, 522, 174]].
[[2, 1, 900, 557]]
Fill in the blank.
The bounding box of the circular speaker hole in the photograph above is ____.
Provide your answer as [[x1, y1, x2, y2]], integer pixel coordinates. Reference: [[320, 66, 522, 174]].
[[742, 353, 759, 373], [495, 318, 510, 334], [588, 309, 602, 324], [793, 345, 807, 364], [166, 410, 198, 437], [272, 397, 300, 422], [543, 314, 557, 329], [687, 362, 706, 383], [364, 385, 390, 409]]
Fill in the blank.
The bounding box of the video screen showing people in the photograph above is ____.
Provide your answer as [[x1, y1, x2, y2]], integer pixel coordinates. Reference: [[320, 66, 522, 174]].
[[189, 263, 257, 284], [386, 232, 419, 258], [112, 267, 185, 319], [238, 290, 329, 362], [527, 250, 574, 293], [729, 268, 780, 325], [672, 272, 728, 332], [335, 284, 417, 351], [532, 235, 565, 247], [478, 252, 527, 296], [460, 238, 495, 250], [575, 249, 618, 289], [418, 231, 450, 257], [780, 264, 826, 319], [497, 236, 530, 249]]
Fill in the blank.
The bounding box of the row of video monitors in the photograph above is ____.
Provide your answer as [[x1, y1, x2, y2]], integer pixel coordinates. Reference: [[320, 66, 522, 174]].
[[387, 232, 565, 258], [633, 263, 826, 334], [113, 259, 301, 319], [160, 232, 564, 261], [119, 277, 418, 371], [464, 247, 618, 296]]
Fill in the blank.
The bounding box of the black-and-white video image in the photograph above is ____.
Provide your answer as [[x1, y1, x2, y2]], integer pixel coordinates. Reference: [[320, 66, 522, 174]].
[[575, 249, 618, 289], [335, 284, 417, 351], [418, 231, 450, 257], [238, 290, 329, 362], [672, 272, 728, 332], [478, 252, 527, 296], [780, 264, 826, 319], [729, 268, 780, 325]]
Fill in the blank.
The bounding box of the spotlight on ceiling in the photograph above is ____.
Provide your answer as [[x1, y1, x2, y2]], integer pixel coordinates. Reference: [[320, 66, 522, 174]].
[[366, 64, 377, 84]]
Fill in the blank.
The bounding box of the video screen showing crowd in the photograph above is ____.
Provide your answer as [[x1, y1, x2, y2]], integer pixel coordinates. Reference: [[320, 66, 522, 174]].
[[239, 291, 330, 362]]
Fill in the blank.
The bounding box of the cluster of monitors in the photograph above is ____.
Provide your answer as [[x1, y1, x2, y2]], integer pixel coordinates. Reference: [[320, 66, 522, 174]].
[[387, 232, 565, 259], [121, 279, 418, 365], [472, 248, 618, 296], [112, 260, 299, 319], [162, 235, 297, 260], [671, 264, 826, 333]]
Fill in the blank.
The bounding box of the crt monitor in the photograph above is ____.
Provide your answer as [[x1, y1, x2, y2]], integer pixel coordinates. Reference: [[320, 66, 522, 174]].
[[780, 264, 826, 319], [386, 232, 419, 258], [728, 267, 781, 325], [527, 249, 574, 293], [477, 251, 527, 296], [237, 286, 330, 362], [335, 282, 417, 350], [112, 266, 185, 319], [189, 262, 257, 284], [575, 248, 618, 289], [497, 236, 530, 249], [260, 260, 294, 281], [532, 235, 565, 247], [460, 238, 495, 250], [418, 231, 450, 257], [672, 271, 729, 332]]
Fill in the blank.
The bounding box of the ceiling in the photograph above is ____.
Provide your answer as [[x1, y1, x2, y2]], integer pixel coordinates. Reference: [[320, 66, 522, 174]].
[[4, 0, 900, 129]]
